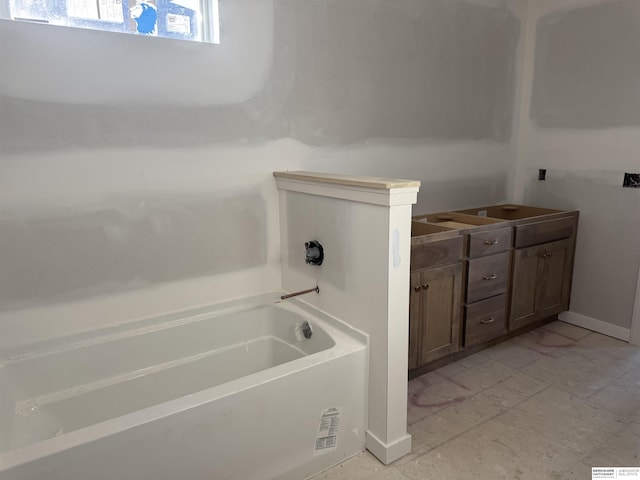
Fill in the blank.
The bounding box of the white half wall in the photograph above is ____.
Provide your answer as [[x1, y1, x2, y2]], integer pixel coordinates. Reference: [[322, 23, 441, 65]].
[[275, 172, 419, 463]]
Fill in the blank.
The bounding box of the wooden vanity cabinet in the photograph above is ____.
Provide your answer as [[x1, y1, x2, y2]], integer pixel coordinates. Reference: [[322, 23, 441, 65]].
[[409, 225, 464, 369], [409, 205, 578, 374], [509, 217, 578, 330], [455, 205, 578, 332]]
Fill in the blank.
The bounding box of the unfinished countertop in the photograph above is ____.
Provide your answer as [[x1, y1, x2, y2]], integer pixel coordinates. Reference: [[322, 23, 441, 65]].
[[273, 171, 421, 190]]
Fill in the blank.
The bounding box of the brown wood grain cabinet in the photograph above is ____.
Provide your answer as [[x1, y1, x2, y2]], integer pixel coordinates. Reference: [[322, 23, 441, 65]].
[[409, 263, 463, 368], [409, 224, 464, 369], [510, 230, 576, 330], [459, 222, 513, 348], [456, 205, 578, 333], [464, 294, 508, 347], [409, 205, 578, 375]]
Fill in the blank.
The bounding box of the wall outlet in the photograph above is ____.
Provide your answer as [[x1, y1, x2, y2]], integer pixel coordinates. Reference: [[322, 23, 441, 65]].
[[623, 173, 640, 188], [538, 169, 547, 181]]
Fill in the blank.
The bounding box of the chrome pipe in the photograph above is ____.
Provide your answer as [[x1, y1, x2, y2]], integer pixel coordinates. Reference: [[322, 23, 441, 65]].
[[280, 286, 320, 300]]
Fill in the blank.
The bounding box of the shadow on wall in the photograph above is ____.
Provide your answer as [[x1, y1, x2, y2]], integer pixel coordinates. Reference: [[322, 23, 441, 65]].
[[0, 0, 520, 153], [413, 175, 510, 215], [0, 193, 268, 311], [531, 0, 640, 129]]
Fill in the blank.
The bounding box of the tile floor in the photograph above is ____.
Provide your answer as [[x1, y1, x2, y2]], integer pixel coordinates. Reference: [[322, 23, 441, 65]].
[[312, 321, 640, 479]]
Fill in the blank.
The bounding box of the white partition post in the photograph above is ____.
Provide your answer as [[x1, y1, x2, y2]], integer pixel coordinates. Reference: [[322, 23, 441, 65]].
[[274, 171, 420, 464]]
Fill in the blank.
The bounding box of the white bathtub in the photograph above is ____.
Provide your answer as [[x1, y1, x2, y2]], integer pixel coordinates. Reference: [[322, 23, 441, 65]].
[[0, 294, 368, 480]]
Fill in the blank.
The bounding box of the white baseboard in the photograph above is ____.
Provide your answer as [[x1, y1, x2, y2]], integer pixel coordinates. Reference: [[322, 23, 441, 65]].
[[365, 430, 412, 465], [559, 311, 631, 342]]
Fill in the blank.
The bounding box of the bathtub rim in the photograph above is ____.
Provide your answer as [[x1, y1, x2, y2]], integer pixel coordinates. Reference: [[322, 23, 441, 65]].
[[0, 293, 369, 472], [1, 291, 365, 364]]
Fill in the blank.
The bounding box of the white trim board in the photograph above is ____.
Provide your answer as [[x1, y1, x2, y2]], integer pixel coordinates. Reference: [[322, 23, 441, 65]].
[[365, 430, 412, 465], [630, 264, 640, 346], [559, 311, 631, 342]]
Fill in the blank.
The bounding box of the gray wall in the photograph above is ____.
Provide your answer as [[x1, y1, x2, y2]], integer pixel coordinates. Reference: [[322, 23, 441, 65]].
[[531, 0, 640, 129], [516, 0, 640, 331], [0, 0, 523, 331], [1, 0, 519, 153]]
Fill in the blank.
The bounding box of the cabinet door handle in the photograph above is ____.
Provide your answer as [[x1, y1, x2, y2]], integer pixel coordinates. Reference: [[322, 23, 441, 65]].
[[480, 316, 495, 325], [482, 273, 497, 280], [414, 285, 422, 292], [422, 283, 430, 289], [547, 252, 553, 258], [484, 239, 499, 246]]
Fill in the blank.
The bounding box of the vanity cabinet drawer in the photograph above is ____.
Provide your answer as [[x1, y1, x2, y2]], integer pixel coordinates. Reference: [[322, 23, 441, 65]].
[[466, 251, 510, 303], [411, 236, 463, 270], [464, 294, 507, 347], [514, 217, 575, 248], [468, 227, 512, 258]]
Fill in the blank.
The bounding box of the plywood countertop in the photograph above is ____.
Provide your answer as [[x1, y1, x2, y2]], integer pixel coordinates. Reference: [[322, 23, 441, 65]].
[[273, 171, 421, 190]]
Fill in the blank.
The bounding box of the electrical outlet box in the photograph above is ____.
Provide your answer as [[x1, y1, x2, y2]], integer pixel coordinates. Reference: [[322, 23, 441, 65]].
[[538, 169, 547, 181], [623, 173, 640, 188]]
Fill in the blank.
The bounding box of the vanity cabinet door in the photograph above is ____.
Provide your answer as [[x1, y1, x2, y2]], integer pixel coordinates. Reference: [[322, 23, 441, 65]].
[[510, 238, 572, 330], [537, 239, 572, 319], [409, 264, 462, 368]]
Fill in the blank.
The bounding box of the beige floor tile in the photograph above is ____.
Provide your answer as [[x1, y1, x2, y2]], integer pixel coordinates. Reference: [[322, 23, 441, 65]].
[[398, 422, 572, 480], [513, 387, 627, 455], [576, 332, 631, 348], [582, 425, 640, 468], [541, 321, 593, 341], [482, 338, 548, 369], [521, 352, 623, 398], [627, 363, 640, 381], [310, 451, 405, 480], [408, 371, 444, 396], [404, 392, 508, 461], [559, 462, 593, 480], [628, 421, 640, 437], [407, 376, 473, 425], [482, 373, 549, 408], [513, 328, 579, 357], [630, 408, 640, 424], [435, 351, 491, 377], [409, 372, 444, 395], [476, 409, 582, 475], [397, 446, 472, 480], [588, 374, 640, 417], [575, 333, 640, 365], [450, 351, 491, 368], [449, 359, 517, 393]]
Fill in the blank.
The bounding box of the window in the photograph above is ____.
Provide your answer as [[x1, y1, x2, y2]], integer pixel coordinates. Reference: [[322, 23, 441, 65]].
[[1, 0, 220, 43]]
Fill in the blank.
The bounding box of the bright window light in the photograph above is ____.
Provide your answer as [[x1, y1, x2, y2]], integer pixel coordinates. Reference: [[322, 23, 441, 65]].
[[1, 0, 220, 43]]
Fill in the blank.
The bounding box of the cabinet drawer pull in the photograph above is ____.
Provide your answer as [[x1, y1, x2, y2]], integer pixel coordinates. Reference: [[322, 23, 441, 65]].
[[480, 316, 495, 325], [414, 285, 422, 292], [482, 273, 497, 280], [541, 252, 554, 258], [484, 239, 499, 246], [422, 283, 430, 289]]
